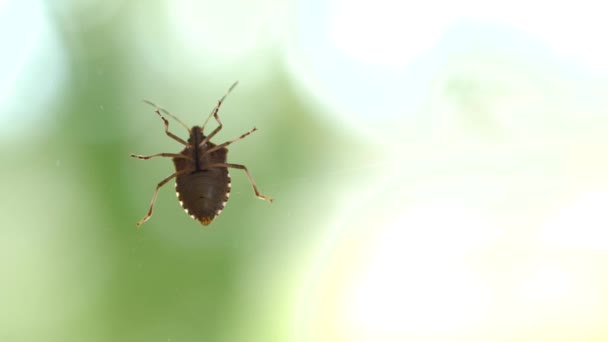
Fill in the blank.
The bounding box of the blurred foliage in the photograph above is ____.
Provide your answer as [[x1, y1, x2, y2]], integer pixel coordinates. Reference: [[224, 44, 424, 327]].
[[4, 1, 608, 342], [1, 1, 368, 341]]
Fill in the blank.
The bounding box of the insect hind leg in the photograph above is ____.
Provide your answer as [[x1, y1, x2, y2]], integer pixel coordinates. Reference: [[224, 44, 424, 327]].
[[135, 171, 185, 226], [207, 162, 273, 203]]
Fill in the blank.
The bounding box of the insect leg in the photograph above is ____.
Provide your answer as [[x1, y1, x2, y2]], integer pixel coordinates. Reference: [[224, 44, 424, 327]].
[[130, 153, 191, 160], [135, 170, 186, 226], [199, 82, 238, 147], [207, 162, 273, 203], [143, 100, 190, 145], [202, 127, 257, 155]]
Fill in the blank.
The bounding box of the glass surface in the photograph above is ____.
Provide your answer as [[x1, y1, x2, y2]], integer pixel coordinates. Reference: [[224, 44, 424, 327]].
[[1, 0, 608, 341]]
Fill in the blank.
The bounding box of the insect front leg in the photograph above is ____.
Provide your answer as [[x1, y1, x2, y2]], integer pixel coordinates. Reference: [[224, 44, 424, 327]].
[[199, 82, 238, 146], [202, 127, 257, 156], [207, 162, 273, 203], [130, 153, 191, 160], [143, 100, 190, 145]]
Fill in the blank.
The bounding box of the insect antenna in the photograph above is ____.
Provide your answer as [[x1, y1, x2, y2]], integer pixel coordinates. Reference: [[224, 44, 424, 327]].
[[201, 81, 238, 132], [143, 100, 191, 133]]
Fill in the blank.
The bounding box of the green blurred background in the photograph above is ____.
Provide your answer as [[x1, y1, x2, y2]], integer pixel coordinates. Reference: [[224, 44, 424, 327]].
[[2, 0, 608, 341]]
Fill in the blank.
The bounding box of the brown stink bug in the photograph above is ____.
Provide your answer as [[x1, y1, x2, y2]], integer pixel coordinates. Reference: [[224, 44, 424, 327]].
[[131, 82, 273, 226]]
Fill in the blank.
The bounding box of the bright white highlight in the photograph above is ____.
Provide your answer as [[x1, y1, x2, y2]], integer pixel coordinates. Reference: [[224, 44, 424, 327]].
[[0, 0, 67, 141], [339, 204, 494, 336], [328, 0, 454, 68], [289, 0, 608, 134], [541, 190, 608, 251]]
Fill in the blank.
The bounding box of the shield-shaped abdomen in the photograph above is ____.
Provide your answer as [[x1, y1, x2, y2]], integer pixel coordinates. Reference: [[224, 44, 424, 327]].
[[175, 168, 231, 225]]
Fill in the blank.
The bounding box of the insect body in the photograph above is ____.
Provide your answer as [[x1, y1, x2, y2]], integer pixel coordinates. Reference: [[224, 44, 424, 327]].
[[131, 82, 273, 226]]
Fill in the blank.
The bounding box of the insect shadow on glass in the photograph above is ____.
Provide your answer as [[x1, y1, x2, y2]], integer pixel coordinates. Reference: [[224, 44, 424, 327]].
[[131, 81, 273, 227]]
